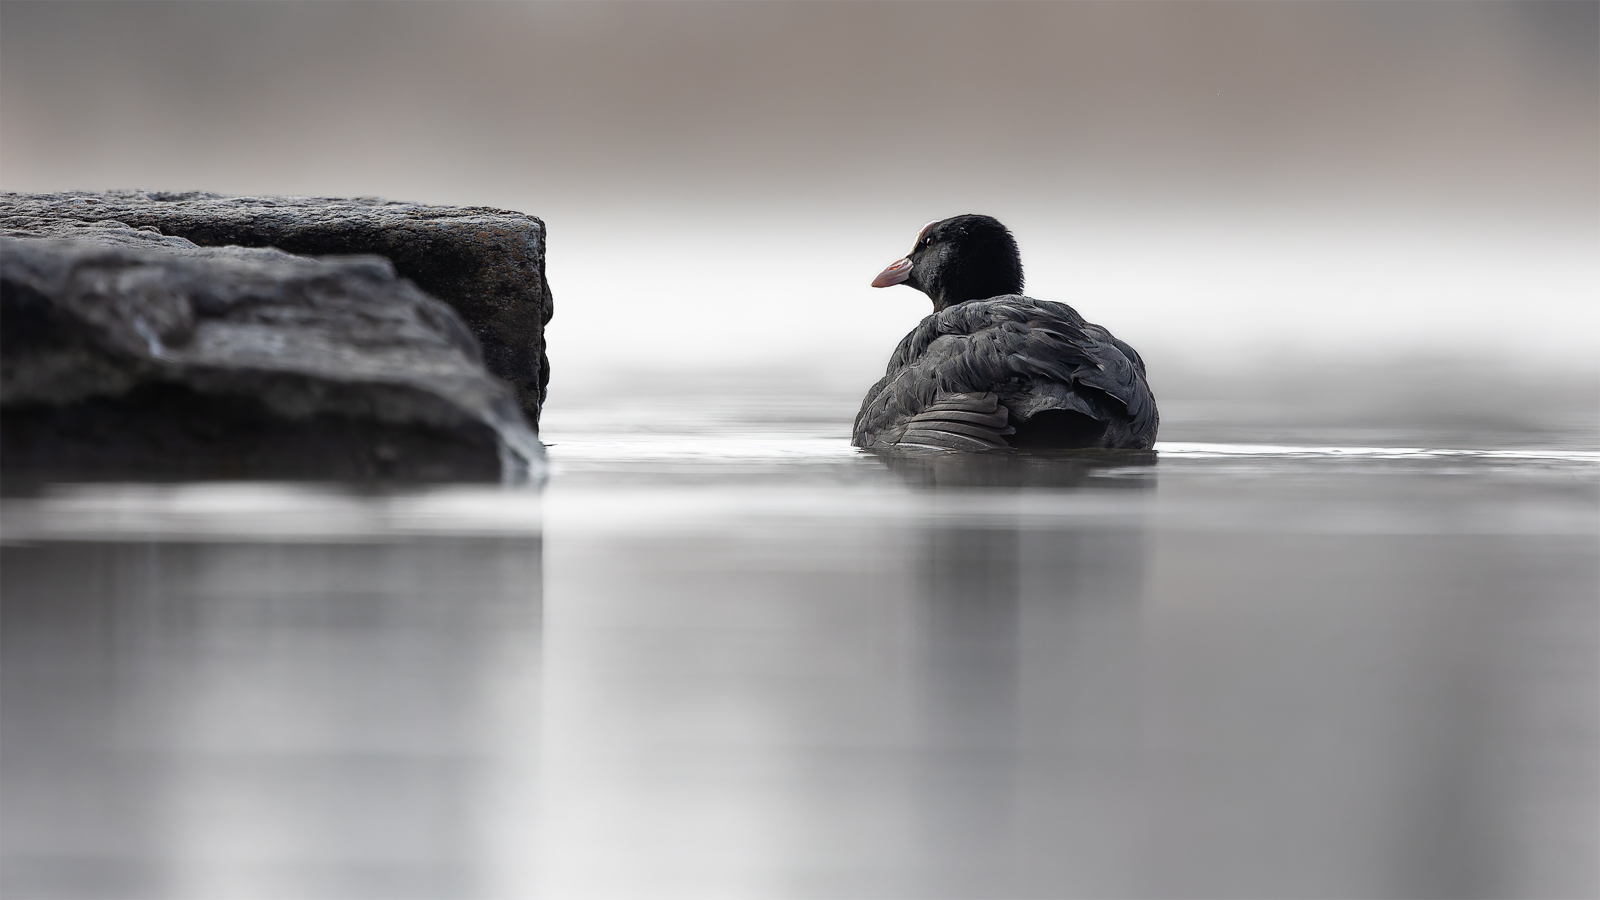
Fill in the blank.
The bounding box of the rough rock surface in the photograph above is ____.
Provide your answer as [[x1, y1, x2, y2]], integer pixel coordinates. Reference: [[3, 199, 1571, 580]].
[[1, 221, 543, 482], [0, 190, 551, 422]]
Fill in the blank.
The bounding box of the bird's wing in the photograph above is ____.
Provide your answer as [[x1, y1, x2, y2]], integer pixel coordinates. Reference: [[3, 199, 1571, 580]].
[[1069, 323, 1158, 443], [853, 296, 1157, 449], [894, 392, 1013, 450], [853, 299, 1040, 447]]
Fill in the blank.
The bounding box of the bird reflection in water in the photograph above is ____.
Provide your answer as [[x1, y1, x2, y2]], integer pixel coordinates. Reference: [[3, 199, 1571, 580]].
[[870, 447, 1156, 893], [870, 447, 1158, 490]]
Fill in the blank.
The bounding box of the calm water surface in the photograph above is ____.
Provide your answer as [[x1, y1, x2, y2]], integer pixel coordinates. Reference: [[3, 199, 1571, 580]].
[[3, 388, 1597, 899]]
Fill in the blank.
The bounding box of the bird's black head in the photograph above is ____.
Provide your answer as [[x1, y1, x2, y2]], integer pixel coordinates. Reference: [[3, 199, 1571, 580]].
[[871, 214, 1023, 312]]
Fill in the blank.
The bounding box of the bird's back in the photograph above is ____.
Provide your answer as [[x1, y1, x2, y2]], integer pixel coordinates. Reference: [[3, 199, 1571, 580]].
[[852, 295, 1157, 451]]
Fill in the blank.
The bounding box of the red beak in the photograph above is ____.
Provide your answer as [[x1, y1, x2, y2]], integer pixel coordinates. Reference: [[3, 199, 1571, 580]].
[[871, 257, 913, 288]]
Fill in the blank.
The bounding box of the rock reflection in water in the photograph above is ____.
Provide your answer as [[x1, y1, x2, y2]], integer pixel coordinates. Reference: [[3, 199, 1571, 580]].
[[1, 537, 543, 899]]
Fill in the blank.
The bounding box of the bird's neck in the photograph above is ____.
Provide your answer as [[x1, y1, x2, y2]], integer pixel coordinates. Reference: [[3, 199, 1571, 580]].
[[929, 281, 1022, 312]]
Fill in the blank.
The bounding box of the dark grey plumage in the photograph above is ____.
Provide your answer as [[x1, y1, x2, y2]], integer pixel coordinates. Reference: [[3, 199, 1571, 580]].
[[854, 216, 1157, 451]]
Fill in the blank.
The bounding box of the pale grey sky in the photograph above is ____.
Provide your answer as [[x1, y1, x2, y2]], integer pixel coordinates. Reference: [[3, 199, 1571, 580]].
[[4, 1, 1595, 383]]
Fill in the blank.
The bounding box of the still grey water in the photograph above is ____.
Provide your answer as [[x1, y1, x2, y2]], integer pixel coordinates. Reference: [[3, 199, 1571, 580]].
[[3, 386, 1596, 899]]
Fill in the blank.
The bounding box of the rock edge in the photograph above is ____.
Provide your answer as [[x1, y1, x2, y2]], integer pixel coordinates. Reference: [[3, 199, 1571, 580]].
[[0, 190, 552, 423], [2, 220, 544, 483]]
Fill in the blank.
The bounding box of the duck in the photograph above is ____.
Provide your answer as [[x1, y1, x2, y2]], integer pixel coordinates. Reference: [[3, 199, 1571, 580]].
[[853, 215, 1158, 451]]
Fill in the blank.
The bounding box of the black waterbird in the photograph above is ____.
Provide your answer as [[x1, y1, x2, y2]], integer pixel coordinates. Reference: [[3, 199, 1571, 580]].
[[853, 215, 1158, 451]]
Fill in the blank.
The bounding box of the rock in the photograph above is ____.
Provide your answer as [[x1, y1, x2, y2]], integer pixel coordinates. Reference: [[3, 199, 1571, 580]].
[[0, 190, 551, 423], [1, 221, 544, 482]]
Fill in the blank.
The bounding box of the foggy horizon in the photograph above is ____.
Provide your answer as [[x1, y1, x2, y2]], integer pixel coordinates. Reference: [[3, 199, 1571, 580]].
[[3, 1, 1597, 385], [4, 3, 1595, 210]]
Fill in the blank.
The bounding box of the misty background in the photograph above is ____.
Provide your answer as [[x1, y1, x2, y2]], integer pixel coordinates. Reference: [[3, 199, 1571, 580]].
[[3, 1, 1596, 437], [4, 7, 1598, 897]]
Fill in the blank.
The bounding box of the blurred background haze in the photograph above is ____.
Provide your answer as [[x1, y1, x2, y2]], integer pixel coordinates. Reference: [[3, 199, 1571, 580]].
[[3, 0, 1596, 436]]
